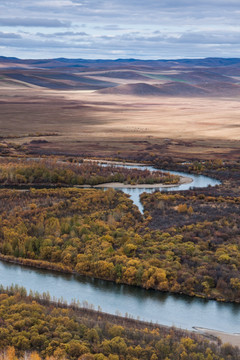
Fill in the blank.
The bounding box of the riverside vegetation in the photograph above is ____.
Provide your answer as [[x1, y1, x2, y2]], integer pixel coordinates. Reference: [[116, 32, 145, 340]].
[[0, 157, 240, 359], [0, 286, 239, 360], [0, 157, 239, 302], [0, 159, 179, 187]]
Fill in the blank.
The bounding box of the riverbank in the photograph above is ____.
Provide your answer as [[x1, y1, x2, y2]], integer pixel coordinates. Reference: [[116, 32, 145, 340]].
[[0, 157, 188, 189], [1, 271, 239, 349], [1, 160, 238, 344], [83, 158, 193, 188], [194, 327, 240, 347], [0, 254, 73, 274], [83, 159, 145, 166], [2, 252, 236, 304], [94, 175, 192, 188], [2, 289, 238, 360]]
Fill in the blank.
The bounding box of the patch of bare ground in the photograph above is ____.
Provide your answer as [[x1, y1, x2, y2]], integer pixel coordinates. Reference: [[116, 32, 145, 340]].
[[194, 327, 240, 348]]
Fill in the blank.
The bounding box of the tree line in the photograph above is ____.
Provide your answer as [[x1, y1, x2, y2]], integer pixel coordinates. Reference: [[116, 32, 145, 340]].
[[0, 159, 179, 187], [0, 185, 239, 302], [0, 286, 239, 360]]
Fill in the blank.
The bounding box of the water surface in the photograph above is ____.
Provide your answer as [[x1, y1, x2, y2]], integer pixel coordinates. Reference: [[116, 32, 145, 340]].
[[1, 163, 236, 334], [0, 260, 239, 333], [102, 163, 221, 213]]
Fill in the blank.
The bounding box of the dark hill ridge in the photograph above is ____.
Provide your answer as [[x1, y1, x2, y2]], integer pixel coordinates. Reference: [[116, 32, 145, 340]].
[[93, 70, 148, 80], [4, 71, 116, 90], [166, 70, 238, 84], [98, 81, 240, 97], [1, 56, 240, 70], [98, 82, 209, 96], [157, 82, 208, 96], [98, 83, 166, 96]]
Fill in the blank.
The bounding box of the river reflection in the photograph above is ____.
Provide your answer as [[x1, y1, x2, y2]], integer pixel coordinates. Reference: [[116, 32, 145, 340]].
[[100, 163, 221, 213], [0, 261, 239, 333], [1, 163, 238, 334]]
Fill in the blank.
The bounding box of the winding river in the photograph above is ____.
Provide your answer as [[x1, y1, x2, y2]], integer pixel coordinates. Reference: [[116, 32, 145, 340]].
[[1, 162, 239, 334], [98, 162, 221, 213]]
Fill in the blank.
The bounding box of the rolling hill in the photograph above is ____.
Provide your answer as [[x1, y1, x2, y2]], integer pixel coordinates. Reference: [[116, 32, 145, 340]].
[[98, 82, 209, 97], [1, 56, 240, 96]]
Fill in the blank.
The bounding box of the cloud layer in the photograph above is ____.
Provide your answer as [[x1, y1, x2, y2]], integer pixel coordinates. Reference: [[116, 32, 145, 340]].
[[0, 0, 239, 58]]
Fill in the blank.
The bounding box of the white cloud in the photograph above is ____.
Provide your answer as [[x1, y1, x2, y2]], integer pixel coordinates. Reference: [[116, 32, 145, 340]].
[[0, 0, 239, 58]]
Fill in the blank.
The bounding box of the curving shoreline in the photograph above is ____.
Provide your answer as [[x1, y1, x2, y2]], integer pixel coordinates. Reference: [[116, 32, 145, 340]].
[[83, 159, 145, 166], [2, 158, 236, 347], [83, 159, 193, 188], [194, 327, 240, 347], [1, 254, 239, 347], [94, 175, 193, 188]]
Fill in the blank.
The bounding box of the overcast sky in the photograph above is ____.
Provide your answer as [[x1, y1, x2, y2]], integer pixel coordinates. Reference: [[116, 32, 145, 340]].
[[0, 0, 240, 59]]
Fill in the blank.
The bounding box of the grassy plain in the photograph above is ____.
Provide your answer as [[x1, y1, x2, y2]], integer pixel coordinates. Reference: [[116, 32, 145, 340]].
[[0, 86, 239, 160]]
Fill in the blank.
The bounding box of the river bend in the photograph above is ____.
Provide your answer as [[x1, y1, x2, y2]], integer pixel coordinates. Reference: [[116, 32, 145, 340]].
[[1, 162, 239, 334]]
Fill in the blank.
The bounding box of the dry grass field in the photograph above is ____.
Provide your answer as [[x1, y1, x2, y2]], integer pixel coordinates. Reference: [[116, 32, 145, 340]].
[[0, 58, 240, 160]]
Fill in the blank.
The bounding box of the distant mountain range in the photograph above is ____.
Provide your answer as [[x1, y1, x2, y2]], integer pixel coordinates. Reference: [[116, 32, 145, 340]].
[[1, 56, 240, 68], [1, 56, 240, 97]]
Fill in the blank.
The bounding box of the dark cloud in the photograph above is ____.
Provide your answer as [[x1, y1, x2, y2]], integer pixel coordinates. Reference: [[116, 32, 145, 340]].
[[54, 31, 88, 36], [36, 31, 88, 38], [176, 32, 240, 45], [0, 31, 21, 39], [0, 37, 90, 49], [64, 0, 240, 23], [0, 18, 71, 27], [94, 25, 125, 31]]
